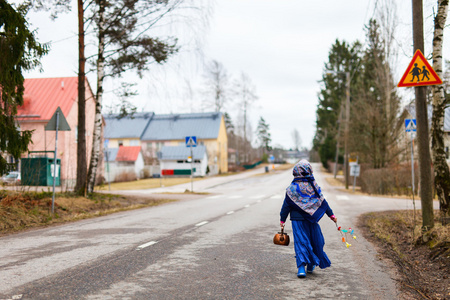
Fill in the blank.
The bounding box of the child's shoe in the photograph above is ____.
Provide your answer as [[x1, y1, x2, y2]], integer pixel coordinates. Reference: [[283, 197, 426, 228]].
[[307, 264, 315, 274], [297, 265, 306, 278]]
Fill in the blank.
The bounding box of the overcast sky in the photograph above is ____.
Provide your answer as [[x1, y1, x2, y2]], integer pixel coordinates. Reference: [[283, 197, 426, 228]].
[[22, 0, 448, 149]]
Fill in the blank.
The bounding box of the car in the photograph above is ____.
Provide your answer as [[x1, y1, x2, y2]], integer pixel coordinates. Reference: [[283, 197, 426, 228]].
[[1, 171, 21, 185]]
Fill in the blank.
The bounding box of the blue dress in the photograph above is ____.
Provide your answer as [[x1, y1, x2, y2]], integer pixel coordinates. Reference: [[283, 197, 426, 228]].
[[280, 194, 333, 269]]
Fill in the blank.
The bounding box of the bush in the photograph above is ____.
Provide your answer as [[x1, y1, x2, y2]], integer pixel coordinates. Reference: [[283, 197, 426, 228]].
[[360, 164, 420, 196], [114, 171, 137, 183]]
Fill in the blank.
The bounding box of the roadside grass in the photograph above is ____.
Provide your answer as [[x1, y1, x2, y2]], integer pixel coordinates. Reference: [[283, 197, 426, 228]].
[[0, 190, 175, 236], [95, 177, 203, 191], [360, 210, 449, 299]]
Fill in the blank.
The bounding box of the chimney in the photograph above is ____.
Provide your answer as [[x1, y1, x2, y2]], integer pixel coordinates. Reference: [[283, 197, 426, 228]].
[[61, 81, 64, 90]]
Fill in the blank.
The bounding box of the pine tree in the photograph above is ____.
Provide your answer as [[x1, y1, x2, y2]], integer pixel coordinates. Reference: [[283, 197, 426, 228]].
[[313, 39, 362, 168], [0, 1, 48, 174], [256, 116, 271, 153]]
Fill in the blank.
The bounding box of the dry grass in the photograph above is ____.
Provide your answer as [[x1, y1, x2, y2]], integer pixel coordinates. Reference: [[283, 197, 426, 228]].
[[96, 177, 203, 191], [0, 190, 175, 236], [360, 210, 450, 299]]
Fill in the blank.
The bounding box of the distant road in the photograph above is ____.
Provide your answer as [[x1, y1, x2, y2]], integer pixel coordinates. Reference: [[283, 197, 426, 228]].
[[0, 164, 421, 299]]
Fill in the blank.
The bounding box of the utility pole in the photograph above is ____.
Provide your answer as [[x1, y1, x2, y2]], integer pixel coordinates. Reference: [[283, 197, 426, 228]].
[[344, 72, 350, 189], [333, 104, 343, 179], [412, 0, 434, 229]]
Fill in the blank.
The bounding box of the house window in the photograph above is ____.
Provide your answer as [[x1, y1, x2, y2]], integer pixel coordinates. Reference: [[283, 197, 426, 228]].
[[130, 140, 139, 146], [75, 126, 78, 142]]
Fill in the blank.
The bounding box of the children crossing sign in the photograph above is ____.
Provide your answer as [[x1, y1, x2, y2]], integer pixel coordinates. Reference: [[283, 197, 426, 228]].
[[185, 136, 197, 147], [405, 119, 417, 132], [397, 50, 442, 87]]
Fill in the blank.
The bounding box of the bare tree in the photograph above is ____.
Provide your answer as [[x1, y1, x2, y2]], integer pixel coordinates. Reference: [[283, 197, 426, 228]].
[[431, 0, 450, 221], [233, 72, 257, 163], [75, 0, 87, 195], [291, 129, 302, 151], [202, 60, 231, 112], [86, 0, 212, 193]]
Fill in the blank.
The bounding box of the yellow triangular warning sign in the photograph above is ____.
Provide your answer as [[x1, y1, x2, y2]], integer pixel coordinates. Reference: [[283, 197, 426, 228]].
[[398, 50, 443, 87]]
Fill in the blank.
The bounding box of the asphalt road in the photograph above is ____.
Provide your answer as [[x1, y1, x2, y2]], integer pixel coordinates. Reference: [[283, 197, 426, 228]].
[[0, 164, 425, 299]]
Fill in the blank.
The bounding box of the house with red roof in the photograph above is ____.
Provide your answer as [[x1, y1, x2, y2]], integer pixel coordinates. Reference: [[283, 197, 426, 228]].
[[16, 77, 97, 188], [104, 146, 144, 181]]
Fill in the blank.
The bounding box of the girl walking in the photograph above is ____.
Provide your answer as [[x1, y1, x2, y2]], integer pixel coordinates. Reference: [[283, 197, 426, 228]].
[[279, 160, 337, 278]]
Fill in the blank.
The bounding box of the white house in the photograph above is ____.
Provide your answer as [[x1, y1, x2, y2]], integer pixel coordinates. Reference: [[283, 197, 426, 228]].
[[104, 146, 144, 182], [159, 145, 208, 177]]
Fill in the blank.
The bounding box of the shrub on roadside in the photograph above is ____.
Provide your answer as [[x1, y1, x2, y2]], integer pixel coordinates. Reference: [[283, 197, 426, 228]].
[[114, 171, 137, 183], [360, 164, 420, 196]]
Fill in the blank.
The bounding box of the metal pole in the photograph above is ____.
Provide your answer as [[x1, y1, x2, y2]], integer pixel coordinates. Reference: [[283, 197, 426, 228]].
[[105, 150, 111, 191], [190, 146, 194, 192], [344, 72, 350, 189], [411, 133, 416, 212], [352, 156, 358, 192], [51, 111, 59, 214]]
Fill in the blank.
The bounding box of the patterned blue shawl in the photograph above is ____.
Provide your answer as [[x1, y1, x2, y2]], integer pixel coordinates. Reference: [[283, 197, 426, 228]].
[[286, 160, 325, 216]]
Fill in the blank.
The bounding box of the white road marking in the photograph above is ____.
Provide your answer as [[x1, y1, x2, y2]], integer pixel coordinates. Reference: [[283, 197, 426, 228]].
[[244, 204, 250, 208], [229, 195, 243, 199], [271, 195, 280, 199], [206, 195, 221, 199], [336, 195, 350, 201], [256, 199, 262, 203], [226, 211, 235, 215], [250, 195, 265, 199], [195, 221, 209, 227], [136, 241, 158, 250]]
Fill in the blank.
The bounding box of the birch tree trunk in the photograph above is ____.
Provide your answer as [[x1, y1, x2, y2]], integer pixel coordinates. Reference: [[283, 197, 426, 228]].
[[87, 0, 105, 193], [431, 0, 450, 221]]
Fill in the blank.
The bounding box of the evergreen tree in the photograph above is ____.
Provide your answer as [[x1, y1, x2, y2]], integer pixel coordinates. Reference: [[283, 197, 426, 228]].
[[256, 116, 271, 152], [313, 39, 362, 168], [0, 1, 48, 173]]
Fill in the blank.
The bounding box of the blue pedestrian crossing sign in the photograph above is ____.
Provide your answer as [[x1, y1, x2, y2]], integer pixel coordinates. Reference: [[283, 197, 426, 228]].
[[405, 119, 417, 132], [185, 136, 197, 147]]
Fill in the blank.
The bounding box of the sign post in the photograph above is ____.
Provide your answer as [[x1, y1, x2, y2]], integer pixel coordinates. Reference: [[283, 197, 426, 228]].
[[104, 139, 111, 191], [185, 136, 197, 192], [349, 156, 359, 192], [45, 107, 71, 214], [405, 119, 417, 212]]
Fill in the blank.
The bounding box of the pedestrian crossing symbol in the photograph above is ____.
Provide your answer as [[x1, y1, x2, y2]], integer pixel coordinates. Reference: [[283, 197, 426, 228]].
[[405, 119, 417, 132], [185, 136, 197, 147], [397, 50, 442, 87]]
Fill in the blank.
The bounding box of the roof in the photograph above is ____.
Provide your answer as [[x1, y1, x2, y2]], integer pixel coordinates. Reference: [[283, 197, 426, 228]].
[[104, 112, 154, 139], [17, 77, 79, 121], [160, 145, 207, 160], [141, 112, 222, 141], [115, 146, 141, 162]]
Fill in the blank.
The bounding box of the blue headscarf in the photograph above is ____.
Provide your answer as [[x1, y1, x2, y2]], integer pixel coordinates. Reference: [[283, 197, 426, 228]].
[[286, 160, 326, 218]]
